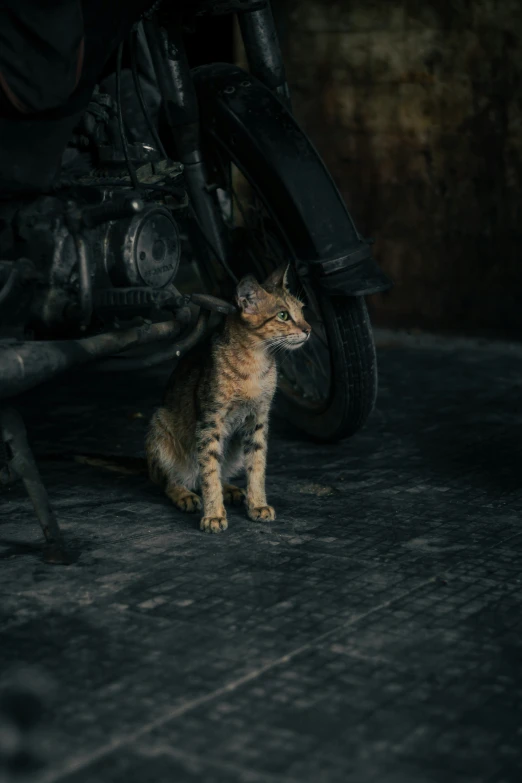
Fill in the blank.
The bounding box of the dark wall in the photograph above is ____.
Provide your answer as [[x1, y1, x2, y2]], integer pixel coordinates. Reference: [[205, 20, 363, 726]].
[[268, 0, 522, 337]]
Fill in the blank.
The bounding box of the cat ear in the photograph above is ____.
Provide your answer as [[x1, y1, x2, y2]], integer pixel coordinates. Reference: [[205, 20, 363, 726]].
[[263, 264, 290, 291], [236, 275, 267, 314]]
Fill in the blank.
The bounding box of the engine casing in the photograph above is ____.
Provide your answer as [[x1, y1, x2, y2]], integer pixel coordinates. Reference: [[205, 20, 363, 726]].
[[96, 204, 180, 290]]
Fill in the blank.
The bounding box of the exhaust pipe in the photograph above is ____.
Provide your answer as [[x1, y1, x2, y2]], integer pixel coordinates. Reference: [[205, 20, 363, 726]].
[[0, 319, 182, 400]]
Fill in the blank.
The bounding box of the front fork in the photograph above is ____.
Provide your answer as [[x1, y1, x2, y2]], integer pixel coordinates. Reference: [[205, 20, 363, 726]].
[[237, 1, 291, 111], [143, 13, 229, 275], [142, 1, 289, 279]]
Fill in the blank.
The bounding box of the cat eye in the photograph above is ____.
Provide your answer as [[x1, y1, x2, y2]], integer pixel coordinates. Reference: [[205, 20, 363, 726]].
[[277, 311, 290, 321]]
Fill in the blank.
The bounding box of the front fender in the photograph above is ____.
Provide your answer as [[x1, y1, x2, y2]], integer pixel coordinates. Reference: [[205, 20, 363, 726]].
[[192, 63, 392, 296]]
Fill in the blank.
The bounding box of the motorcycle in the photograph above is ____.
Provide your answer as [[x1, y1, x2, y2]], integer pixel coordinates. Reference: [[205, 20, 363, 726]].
[[0, 0, 391, 559]]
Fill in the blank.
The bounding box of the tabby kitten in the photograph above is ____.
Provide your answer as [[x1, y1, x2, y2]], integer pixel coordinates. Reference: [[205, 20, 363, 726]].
[[146, 266, 311, 533]]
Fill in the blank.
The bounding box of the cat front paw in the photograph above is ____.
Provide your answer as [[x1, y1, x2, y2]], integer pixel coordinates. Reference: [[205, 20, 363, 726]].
[[247, 505, 276, 522], [200, 515, 228, 533]]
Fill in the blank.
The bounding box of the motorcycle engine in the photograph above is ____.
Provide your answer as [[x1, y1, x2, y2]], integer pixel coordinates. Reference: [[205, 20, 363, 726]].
[[0, 88, 189, 339]]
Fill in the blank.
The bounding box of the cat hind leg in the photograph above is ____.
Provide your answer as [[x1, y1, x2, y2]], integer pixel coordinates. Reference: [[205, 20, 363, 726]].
[[222, 483, 245, 507], [146, 408, 201, 513], [222, 435, 245, 506], [165, 482, 202, 513]]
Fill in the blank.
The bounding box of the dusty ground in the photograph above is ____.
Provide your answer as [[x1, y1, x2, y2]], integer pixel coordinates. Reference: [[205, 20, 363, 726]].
[[1, 331, 521, 782]]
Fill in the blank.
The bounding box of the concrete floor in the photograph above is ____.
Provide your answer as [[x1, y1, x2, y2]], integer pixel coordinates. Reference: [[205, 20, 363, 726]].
[[1, 331, 522, 783]]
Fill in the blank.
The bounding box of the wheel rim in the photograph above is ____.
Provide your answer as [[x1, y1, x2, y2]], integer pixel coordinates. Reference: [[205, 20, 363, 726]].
[[212, 157, 333, 413]]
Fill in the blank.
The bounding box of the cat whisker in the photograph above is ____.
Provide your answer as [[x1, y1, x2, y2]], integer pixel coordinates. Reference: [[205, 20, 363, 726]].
[[272, 342, 293, 357], [269, 342, 293, 355]]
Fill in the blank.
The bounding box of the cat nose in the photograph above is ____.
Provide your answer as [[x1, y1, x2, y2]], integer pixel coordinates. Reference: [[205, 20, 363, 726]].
[[302, 326, 311, 337]]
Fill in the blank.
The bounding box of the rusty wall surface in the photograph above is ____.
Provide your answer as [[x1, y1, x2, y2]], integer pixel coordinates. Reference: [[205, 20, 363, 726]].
[[271, 0, 522, 336]]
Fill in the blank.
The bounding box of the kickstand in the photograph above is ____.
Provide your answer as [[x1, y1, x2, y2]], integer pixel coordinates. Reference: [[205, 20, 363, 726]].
[[0, 408, 71, 565]]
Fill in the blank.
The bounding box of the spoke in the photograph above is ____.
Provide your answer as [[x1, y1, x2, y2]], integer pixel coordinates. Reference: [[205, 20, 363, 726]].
[[230, 172, 255, 232], [255, 192, 269, 258], [226, 159, 234, 227]]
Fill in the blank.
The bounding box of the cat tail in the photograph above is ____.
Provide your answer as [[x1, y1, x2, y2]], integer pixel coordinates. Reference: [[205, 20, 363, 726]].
[[74, 454, 148, 476], [74, 454, 149, 476], [38, 452, 149, 476]]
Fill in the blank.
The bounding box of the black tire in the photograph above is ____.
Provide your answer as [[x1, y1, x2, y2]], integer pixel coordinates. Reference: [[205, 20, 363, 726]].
[[194, 66, 379, 442], [279, 295, 378, 441]]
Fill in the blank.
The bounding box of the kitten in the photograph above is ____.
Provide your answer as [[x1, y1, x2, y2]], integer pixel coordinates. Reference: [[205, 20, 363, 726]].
[[146, 265, 311, 533]]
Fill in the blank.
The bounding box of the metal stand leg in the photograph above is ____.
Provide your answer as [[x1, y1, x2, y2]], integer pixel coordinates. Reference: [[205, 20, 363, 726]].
[[0, 408, 70, 565]]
